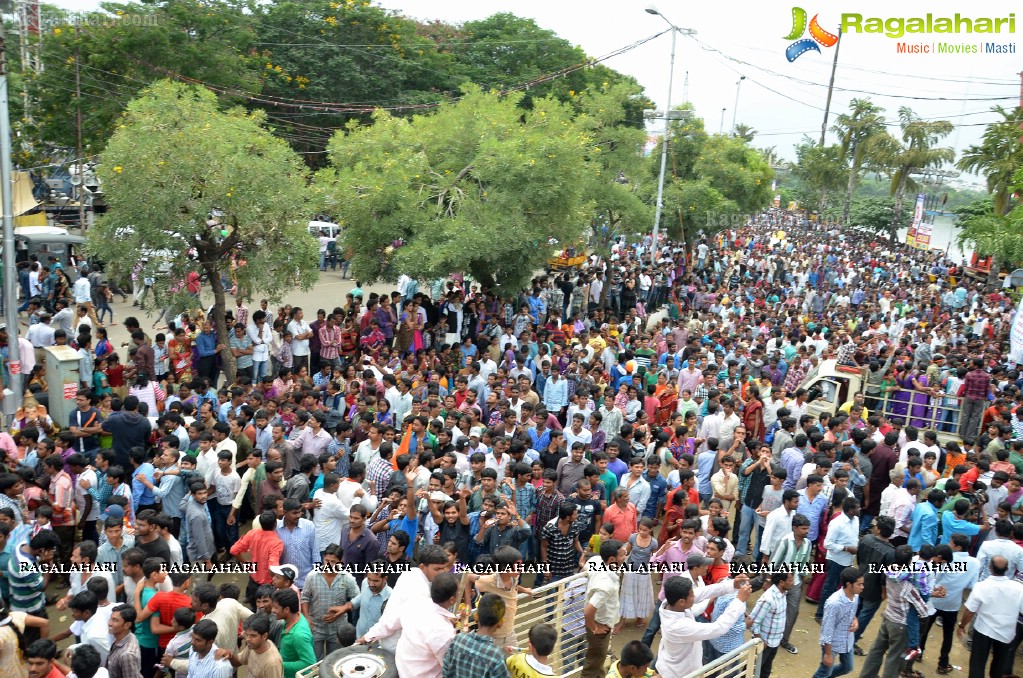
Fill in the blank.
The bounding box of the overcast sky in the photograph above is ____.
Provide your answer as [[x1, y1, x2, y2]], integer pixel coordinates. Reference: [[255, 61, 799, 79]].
[[52, 0, 1022, 182]]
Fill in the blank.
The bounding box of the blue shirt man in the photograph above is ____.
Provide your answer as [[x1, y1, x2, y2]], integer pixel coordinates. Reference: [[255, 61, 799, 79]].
[[908, 494, 941, 552]]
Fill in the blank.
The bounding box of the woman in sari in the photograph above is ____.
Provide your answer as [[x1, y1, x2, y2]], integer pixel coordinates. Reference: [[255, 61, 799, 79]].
[[395, 307, 416, 357], [168, 327, 194, 382], [655, 380, 678, 427], [909, 363, 933, 429], [805, 487, 848, 604], [742, 386, 765, 442], [889, 363, 913, 425]]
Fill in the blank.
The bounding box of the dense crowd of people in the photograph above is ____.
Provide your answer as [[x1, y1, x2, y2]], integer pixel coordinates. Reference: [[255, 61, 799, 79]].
[[0, 210, 1021, 678]]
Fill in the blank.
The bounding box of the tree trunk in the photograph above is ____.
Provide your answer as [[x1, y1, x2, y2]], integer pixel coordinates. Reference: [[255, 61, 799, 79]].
[[842, 143, 858, 225], [203, 259, 236, 385], [890, 173, 908, 245]]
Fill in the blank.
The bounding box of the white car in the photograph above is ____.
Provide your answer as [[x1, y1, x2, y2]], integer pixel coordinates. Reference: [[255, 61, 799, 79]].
[[308, 220, 342, 239]]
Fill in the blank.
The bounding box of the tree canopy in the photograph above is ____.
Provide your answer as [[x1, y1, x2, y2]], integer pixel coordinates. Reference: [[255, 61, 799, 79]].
[[90, 80, 317, 381], [313, 88, 593, 291]]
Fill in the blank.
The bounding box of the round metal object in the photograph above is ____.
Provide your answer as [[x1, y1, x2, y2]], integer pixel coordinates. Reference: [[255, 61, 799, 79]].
[[319, 647, 397, 678]]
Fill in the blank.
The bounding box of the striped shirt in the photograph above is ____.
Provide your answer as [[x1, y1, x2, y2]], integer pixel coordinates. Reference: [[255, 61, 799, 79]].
[[770, 534, 813, 581], [539, 518, 581, 579], [106, 632, 142, 678], [749, 584, 788, 648], [8, 544, 45, 612], [819, 590, 858, 653], [366, 458, 393, 499], [882, 574, 928, 625], [301, 571, 360, 639], [442, 631, 507, 678], [188, 643, 234, 678]]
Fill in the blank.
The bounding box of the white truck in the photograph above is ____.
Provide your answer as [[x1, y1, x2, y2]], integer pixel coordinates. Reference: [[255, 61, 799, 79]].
[[799, 359, 976, 446]]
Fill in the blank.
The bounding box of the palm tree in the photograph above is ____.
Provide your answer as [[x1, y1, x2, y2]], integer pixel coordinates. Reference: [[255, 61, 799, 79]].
[[758, 145, 781, 169], [956, 106, 1023, 285], [733, 123, 757, 143], [874, 107, 954, 243], [790, 137, 846, 217], [832, 98, 886, 225]]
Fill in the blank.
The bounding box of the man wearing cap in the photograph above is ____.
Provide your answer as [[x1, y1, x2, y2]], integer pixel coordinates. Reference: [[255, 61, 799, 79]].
[[269, 564, 301, 594]]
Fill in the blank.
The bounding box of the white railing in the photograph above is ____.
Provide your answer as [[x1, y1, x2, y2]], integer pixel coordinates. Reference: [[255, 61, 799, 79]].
[[512, 572, 589, 676], [299, 579, 762, 678], [680, 638, 764, 678]]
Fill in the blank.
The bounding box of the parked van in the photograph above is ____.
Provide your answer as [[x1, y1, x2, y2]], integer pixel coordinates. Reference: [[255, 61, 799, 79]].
[[11, 226, 86, 277]]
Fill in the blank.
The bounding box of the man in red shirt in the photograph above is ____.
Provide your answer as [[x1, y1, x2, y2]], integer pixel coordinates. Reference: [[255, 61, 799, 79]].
[[135, 571, 199, 655], [230, 510, 285, 607], [961, 358, 993, 440], [26, 638, 65, 678]]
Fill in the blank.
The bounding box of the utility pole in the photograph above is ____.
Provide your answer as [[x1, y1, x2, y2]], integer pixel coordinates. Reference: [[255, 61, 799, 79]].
[[719, 107, 726, 135], [0, 18, 23, 415], [819, 29, 842, 147], [645, 7, 695, 264], [682, 70, 689, 103], [730, 76, 745, 136], [75, 19, 85, 231]]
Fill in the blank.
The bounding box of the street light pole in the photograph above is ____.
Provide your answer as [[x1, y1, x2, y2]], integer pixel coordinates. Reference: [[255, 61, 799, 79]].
[[719, 108, 726, 135], [646, 7, 695, 263], [649, 27, 675, 266], [731, 76, 745, 136], [0, 20, 20, 415]]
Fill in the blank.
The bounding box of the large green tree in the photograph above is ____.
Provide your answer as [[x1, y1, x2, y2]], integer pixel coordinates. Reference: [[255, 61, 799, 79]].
[[314, 88, 592, 291], [956, 106, 1023, 284], [254, 0, 458, 161], [90, 80, 317, 382], [832, 98, 886, 224], [656, 108, 772, 248], [575, 81, 653, 255], [848, 197, 912, 237], [30, 0, 259, 153], [873, 107, 954, 243], [787, 138, 845, 217]]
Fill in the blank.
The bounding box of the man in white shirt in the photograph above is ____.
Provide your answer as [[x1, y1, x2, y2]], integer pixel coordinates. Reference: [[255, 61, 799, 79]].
[[656, 562, 752, 678], [312, 474, 351, 548], [246, 312, 273, 382], [977, 520, 1023, 581], [563, 413, 592, 452], [760, 490, 799, 564], [583, 542, 627, 678], [65, 591, 113, 663], [358, 544, 453, 653], [959, 556, 1023, 678], [287, 308, 314, 374], [354, 425, 384, 467], [817, 496, 860, 621]]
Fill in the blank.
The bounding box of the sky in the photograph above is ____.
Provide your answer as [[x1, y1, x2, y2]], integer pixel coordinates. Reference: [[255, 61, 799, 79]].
[[50, 0, 1023, 184]]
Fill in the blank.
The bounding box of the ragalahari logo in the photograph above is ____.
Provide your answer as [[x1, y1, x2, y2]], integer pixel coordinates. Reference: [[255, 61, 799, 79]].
[[784, 7, 839, 61]]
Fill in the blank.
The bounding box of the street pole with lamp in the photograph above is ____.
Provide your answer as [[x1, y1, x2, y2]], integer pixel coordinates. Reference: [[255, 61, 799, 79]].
[[730, 76, 745, 136], [0, 17, 21, 417], [645, 6, 695, 264]]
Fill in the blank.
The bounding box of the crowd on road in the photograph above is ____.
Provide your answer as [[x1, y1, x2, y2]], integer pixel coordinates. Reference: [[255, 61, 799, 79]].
[[0, 210, 1021, 678]]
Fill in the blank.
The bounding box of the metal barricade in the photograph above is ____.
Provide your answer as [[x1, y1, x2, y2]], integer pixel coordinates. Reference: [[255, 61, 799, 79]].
[[874, 389, 979, 442], [297, 573, 591, 678], [513, 572, 589, 676], [679, 638, 764, 678]]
